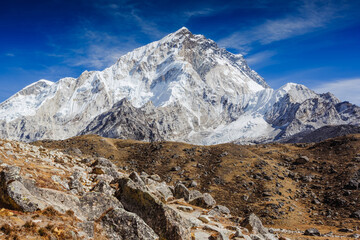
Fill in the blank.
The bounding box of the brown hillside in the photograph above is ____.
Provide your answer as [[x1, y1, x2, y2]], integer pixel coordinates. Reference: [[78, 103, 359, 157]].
[[33, 134, 360, 238]]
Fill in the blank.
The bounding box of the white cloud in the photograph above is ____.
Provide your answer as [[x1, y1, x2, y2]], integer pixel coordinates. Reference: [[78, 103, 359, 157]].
[[313, 78, 360, 106], [245, 50, 277, 67], [218, 0, 343, 52]]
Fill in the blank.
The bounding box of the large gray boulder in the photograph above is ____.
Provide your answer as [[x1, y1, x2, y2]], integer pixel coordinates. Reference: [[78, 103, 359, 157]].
[[189, 193, 216, 209], [114, 176, 191, 240], [0, 166, 49, 211], [241, 213, 278, 240], [101, 207, 159, 240]]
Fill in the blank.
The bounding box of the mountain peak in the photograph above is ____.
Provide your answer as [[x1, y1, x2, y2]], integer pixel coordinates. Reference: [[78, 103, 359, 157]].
[[174, 26, 191, 35]]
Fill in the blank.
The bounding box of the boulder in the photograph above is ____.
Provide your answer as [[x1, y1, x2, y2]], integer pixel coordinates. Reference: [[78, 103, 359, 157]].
[[241, 213, 278, 240], [208, 205, 230, 216], [174, 183, 190, 200], [189, 193, 216, 209], [92, 157, 116, 168], [304, 228, 320, 236], [101, 207, 159, 240], [350, 210, 360, 219], [78, 192, 122, 221], [293, 156, 310, 165], [91, 180, 115, 196], [114, 177, 191, 240], [0, 166, 48, 211]]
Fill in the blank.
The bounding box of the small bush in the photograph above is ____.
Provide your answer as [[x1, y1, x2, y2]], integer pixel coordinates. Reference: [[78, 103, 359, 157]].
[[0, 223, 12, 235], [23, 220, 36, 229], [65, 210, 74, 217], [42, 207, 58, 217], [38, 227, 48, 236], [45, 224, 54, 231]]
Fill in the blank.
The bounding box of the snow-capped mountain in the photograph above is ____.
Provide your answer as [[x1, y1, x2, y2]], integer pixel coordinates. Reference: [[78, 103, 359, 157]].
[[0, 27, 359, 144]]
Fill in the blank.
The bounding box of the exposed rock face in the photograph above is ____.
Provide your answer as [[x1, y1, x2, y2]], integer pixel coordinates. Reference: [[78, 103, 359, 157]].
[[0, 28, 359, 145]]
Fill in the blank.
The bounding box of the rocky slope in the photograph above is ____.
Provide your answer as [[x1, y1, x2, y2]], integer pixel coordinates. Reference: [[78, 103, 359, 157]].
[[0, 137, 284, 240], [0, 27, 359, 144], [34, 134, 360, 239]]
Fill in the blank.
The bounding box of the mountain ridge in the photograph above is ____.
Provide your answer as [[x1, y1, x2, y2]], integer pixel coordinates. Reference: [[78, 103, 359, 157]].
[[0, 27, 359, 144]]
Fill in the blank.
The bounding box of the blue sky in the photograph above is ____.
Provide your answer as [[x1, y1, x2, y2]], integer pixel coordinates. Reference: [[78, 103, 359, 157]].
[[1, 0, 360, 104]]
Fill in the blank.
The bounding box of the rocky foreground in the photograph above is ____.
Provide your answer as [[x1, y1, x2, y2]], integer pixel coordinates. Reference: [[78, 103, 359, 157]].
[[31, 134, 360, 240], [0, 138, 283, 239]]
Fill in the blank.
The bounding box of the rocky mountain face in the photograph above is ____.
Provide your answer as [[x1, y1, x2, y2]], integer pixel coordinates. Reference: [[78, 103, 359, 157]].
[[0, 138, 281, 240], [0, 27, 359, 144]]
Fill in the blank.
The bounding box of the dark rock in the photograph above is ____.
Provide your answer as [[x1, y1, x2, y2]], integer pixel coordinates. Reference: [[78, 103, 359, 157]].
[[338, 228, 353, 233], [189, 180, 197, 188], [344, 179, 359, 190], [293, 156, 310, 165], [350, 210, 360, 219], [171, 166, 181, 171], [304, 228, 320, 236], [101, 207, 159, 240]]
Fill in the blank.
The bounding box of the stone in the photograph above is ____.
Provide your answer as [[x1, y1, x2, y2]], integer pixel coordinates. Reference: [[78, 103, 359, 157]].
[[198, 215, 211, 223], [234, 228, 252, 240], [152, 182, 174, 202], [189, 193, 216, 209], [0, 166, 47, 212], [174, 183, 190, 200], [171, 166, 181, 171], [79, 192, 122, 221], [189, 180, 198, 188], [68, 176, 85, 196], [91, 180, 115, 196], [51, 175, 70, 190], [101, 207, 159, 240], [241, 213, 277, 240], [350, 210, 360, 219], [304, 228, 320, 236], [344, 179, 358, 190], [293, 156, 310, 165], [208, 205, 230, 216], [177, 206, 193, 212], [92, 157, 116, 168], [150, 174, 161, 182], [114, 177, 191, 240], [129, 171, 146, 187]]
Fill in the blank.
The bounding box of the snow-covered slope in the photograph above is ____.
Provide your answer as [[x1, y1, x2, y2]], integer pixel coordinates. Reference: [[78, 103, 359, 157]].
[[0, 27, 359, 144]]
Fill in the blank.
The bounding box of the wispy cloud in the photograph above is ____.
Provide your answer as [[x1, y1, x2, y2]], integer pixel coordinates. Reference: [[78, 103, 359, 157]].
[[5, 53, 15, 57], [313, 78, 360, 105], [245, 50, 277, 67], [218, 0, 345, 52]]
